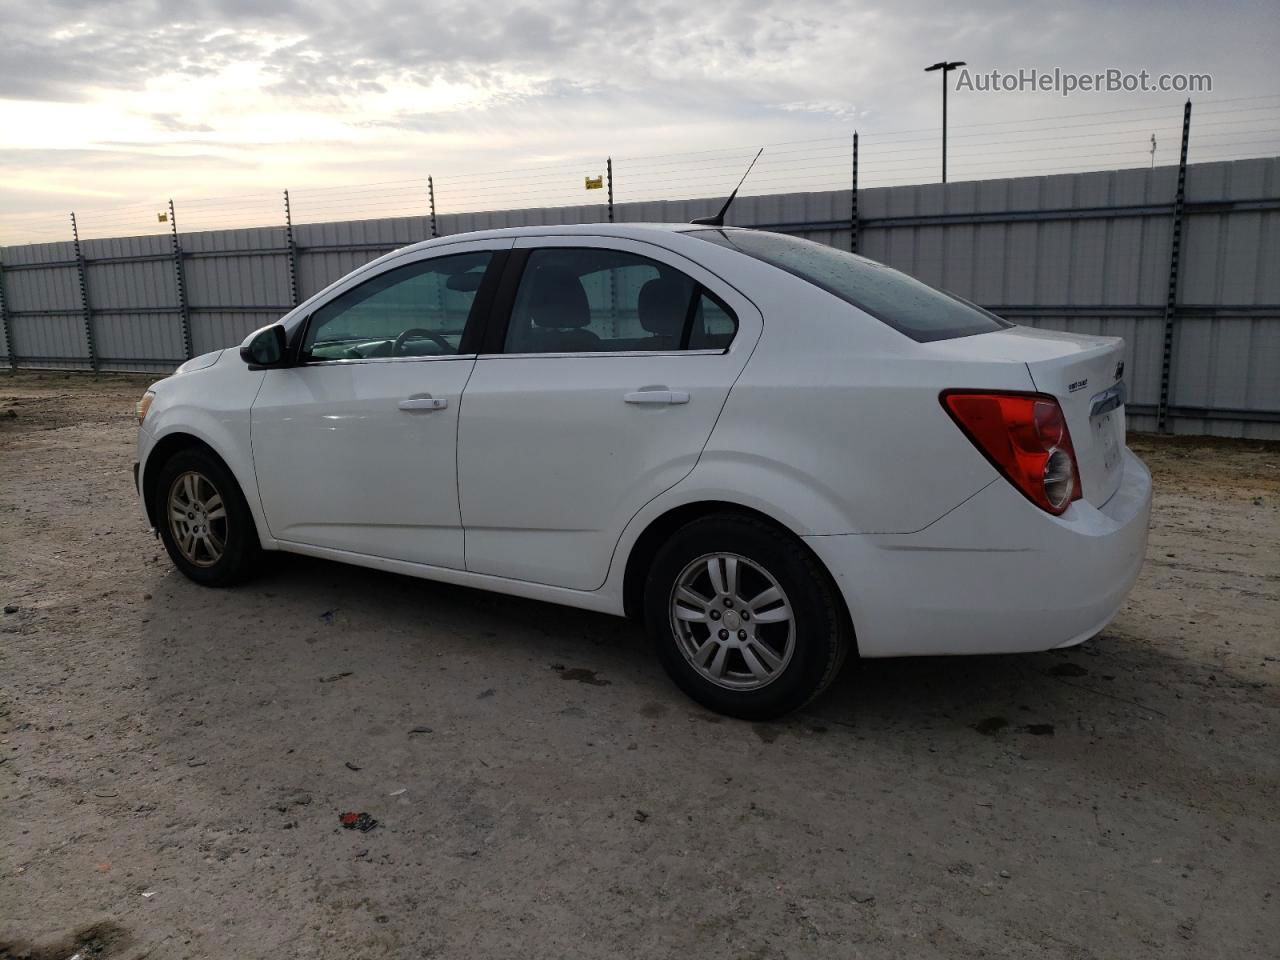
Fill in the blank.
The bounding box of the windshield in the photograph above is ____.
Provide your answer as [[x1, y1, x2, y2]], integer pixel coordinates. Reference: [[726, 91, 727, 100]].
[[692, 229, 1012, 342]]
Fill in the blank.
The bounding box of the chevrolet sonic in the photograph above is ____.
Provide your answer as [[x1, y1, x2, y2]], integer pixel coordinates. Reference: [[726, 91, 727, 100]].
[[135, 224, 1151, 718]]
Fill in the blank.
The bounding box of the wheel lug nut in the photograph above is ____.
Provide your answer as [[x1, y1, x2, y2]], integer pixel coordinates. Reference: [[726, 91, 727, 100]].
[[718, 629, 729, 640], [740, 611, 749, 621], [709, 610, 720, 621], [738, 630, 747, 640], [723, 598, 733, 608]]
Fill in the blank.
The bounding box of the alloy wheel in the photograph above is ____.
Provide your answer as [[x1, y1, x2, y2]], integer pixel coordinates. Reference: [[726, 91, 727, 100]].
[[669, 552, 796, 691], [167, 470, 228, 567]]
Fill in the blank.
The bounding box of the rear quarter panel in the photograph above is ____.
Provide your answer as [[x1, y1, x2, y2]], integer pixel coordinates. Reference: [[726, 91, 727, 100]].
[[691, 272, 1036, 535]]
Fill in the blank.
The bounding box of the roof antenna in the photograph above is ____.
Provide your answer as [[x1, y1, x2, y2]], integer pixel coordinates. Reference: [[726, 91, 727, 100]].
[[691, 147, 764, 226]]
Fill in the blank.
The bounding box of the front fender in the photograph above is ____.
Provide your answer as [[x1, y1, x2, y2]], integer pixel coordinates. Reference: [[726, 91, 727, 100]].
[[138, 359, 274, 547]]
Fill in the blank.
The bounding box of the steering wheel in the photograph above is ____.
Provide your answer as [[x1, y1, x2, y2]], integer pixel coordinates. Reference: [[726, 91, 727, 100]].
[[392, 328, 452, 356]]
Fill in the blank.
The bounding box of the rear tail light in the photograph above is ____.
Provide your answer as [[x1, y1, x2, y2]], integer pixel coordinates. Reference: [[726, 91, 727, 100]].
[[941, 391, 1082, 515]]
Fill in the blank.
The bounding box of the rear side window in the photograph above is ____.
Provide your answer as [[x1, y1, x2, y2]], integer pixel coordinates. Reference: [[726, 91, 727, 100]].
[[503, 247, 737, 354], [692, 229, 1011, 342], [689, 293, 736, 350]]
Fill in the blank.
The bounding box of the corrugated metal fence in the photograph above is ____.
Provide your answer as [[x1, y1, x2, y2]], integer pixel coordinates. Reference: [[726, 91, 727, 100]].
[[1, 158, 1277, 438]]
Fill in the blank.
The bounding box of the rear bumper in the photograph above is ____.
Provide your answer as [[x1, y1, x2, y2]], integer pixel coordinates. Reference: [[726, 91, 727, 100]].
[[805, 447, 1152, 657]]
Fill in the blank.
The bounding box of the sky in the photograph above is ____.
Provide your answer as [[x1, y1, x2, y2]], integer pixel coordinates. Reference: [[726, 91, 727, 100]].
[[1, 0, 1277, 243]]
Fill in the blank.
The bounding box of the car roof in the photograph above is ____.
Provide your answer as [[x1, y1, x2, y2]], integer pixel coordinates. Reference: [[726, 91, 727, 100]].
[[391, 222, 720, 257], [282, 222, 748, 327]]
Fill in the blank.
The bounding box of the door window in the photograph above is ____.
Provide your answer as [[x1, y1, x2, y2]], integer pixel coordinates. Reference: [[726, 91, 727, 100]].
[[503, 247, 736, 354], [302, 251, 492, 361], [689, 292, 737, 350]]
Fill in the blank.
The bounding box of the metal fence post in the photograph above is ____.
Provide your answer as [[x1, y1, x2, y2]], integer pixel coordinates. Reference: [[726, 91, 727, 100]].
[[70, 212, 97, 371], [850, 132, 860, 254], [428, 176, 438, 238], [0, 253, 14, 370], [283, 189, 300, 308], [607, 157, 615, 223], [168, 199, 194, 359], [1156, 99, 1192, 434]]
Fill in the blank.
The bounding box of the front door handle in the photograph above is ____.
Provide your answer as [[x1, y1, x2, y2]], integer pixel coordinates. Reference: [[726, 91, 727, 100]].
[[624, 389, 689, 406], [398, 394, 448, 412]]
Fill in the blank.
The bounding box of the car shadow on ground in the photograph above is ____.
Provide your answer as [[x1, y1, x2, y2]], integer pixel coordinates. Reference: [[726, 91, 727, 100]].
[[128, 545, 1280, 911], [139, 549, 1198, 750]]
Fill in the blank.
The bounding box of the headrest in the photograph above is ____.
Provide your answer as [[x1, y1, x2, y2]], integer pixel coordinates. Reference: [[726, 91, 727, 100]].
[[526, 266, 591, 328], [638, 276, 691, 337]]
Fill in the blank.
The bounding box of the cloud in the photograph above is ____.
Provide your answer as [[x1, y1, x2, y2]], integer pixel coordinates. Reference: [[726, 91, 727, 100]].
[[5, 1, 1273, 116], [0, 146, 250, 172], [0, 17, 266, 101], [150, 112, 216, 133], [1, 0, 1277, 240], [1, 1, 882, 108]]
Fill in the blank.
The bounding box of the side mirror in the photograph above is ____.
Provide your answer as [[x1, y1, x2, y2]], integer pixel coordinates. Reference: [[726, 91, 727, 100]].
[[239, 324, 289, 369]]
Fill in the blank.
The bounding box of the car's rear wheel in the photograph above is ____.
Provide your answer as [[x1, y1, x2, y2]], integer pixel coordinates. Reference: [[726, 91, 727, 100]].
[[153, 448, 260, 586], [643, 514, 849, 719]]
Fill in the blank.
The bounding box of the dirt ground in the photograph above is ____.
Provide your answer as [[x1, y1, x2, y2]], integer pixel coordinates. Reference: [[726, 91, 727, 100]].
[[1, 371, 1277, 960]]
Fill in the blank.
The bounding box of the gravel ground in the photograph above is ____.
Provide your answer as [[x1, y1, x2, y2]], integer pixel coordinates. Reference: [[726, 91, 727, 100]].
[[1, 371, 1277, 960]]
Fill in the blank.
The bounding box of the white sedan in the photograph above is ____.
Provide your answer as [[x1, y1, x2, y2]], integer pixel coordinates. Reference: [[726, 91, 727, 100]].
[[135, 223, 1151, 718]]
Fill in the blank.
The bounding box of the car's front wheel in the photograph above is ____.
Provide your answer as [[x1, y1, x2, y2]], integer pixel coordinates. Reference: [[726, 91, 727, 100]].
[[153, 448, 260, 586], [643, 514, 849, 719]]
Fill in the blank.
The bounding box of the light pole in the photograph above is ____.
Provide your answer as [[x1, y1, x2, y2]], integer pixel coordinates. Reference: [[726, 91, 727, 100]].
[[924, 60, 965, 183]]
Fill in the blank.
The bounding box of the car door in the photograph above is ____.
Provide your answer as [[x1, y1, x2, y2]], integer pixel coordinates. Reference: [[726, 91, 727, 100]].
[[251, 240, 510, 568], [456, 236, 762, 590]]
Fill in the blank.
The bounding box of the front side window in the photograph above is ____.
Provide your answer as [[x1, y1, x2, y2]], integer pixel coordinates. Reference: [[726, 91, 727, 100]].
[[692, 229, 1011, 343], [503, 247, 736, 354], [302, 251, 492, 361]]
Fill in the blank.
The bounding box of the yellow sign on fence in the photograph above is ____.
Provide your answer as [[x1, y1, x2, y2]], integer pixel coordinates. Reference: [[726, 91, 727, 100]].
[[584, 175, 604, 190]]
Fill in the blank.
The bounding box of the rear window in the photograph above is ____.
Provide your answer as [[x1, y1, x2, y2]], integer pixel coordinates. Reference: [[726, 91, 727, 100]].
[[692, 229, 1011, 342]]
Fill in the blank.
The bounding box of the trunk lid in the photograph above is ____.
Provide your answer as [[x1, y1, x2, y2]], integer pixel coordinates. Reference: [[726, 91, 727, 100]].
[[1023, 333, 1127, 507], [927, 326, 1128, 507]]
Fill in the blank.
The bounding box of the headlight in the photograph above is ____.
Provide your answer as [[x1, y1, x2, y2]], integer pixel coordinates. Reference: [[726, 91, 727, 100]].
[[137, 390, 156, 425]]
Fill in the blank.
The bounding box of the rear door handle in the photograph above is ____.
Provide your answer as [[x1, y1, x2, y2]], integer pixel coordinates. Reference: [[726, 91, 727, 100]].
[[398, 394, 448, 412], [624, 389, 689, 405]]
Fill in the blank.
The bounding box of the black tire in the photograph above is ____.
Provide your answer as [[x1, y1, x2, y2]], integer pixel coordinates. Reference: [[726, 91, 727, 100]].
[[152, 447, 261, 587], [643, 513, 849, 720]]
